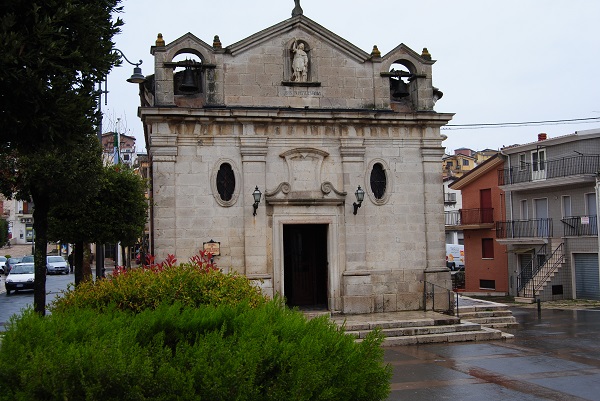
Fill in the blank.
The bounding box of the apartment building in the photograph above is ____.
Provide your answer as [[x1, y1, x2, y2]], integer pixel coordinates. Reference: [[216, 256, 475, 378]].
[[498, 130, 600, 301]]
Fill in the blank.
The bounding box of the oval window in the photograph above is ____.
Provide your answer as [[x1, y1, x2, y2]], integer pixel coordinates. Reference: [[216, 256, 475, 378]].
[[370, 163, 386, 200], [216, 163, 235, 201]]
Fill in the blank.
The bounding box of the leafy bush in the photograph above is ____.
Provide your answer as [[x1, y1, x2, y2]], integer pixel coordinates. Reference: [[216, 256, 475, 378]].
[[51, 254, 267, 313], [0, 301, 391, 401]]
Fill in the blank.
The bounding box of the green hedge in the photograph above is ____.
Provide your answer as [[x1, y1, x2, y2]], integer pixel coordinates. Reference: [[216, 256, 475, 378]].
[[0, 301, 391, 401], [50, 263, 268, 313]]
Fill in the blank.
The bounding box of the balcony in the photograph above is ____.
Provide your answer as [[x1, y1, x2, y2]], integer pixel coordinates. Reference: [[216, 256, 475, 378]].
[[498, 154, 600, 186], [561, 215, 598, 237], [496, 218, 553, 239], [444, 192, 457, 204], [445, 208, 494, 229]]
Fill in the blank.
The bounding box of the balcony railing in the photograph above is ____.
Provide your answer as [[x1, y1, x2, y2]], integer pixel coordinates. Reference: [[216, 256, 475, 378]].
[[445, 211, 460, 226], [498, 154, 600, 185], [561, 215, 598, 236], [496, 218, 553, 239], [445, 208, 494, 226], [444, 193, 457, 204]]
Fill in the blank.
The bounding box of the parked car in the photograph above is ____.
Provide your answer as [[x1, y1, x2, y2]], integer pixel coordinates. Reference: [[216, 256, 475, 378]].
[[4, 257, 22, 275], [0, 256, 6, 274], [46, 255, 69, 275], [20, 255, 34, 263], [5, 262, 35, 295]]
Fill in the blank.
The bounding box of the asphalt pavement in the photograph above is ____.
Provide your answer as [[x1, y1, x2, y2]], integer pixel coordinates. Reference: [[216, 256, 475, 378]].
[[385, 306, 600, 400]]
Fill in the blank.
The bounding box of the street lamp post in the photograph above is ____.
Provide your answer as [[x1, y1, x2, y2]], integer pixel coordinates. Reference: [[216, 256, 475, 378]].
[[95, 49, 145, 279]]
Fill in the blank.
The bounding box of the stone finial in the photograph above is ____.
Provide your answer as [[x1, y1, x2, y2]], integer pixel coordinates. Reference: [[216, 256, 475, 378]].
[[155, 33, 165, 47], [292, 0, 303, 17], [421, 47, 431, 60], [213, 35, 222, 49], [371, 45, 381, 58]]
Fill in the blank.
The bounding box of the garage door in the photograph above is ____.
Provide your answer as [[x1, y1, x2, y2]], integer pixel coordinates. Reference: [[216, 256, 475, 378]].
[[574, 253, 600, 300]]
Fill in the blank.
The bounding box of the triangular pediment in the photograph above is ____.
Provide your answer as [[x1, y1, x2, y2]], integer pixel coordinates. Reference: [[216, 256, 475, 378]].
[[226, 15, 371, 62]]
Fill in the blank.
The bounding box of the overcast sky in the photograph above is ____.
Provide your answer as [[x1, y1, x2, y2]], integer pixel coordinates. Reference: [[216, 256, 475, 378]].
[[105, 0, 600, 154]]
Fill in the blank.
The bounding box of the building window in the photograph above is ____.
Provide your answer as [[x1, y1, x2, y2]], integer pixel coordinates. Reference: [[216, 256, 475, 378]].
[[480, 279, 496, 290], [446, 161, 453, 168], [562, 195, 571, 218], [370, 163, 387, 200], [520, 199, 528, 219], [216, 163, 235, 201], [462, 159, 469, 166], [518, 153, 526, 171], [585, 192, 597, 216], [482, 238, 494, 259]]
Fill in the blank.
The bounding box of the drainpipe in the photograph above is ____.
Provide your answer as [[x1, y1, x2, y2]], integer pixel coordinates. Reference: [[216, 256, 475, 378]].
[[595, 172, 600, 278]]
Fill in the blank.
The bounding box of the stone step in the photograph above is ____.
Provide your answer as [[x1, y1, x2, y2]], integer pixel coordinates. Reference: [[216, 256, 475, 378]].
[[460, 316, 519, 329], [459, 310, 514, 318], [345, 321, 482, 340], [368, 327, 511, 346], [338, 316, 460, 332]]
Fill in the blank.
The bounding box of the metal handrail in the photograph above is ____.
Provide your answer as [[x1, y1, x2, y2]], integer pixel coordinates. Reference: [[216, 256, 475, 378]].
[[532, 243, 564, 296], [423, 280, 456, 316]]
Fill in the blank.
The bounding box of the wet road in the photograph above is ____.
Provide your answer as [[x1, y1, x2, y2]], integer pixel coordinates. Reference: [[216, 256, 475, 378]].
[[0, 272, 74, 330], [385, 307, 600, 400]]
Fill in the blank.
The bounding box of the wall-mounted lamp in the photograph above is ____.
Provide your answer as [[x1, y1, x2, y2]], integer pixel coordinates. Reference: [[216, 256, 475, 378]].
[[353, 185, 365, 215], [113, 48, 146, 84], [252, 186, 262, 216]]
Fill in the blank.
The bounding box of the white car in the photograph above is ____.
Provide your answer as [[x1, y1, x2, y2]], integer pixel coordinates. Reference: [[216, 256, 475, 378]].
[[5, 262, 35, 295], [46, 256, 69, 275], [0, 256, 6, 274]]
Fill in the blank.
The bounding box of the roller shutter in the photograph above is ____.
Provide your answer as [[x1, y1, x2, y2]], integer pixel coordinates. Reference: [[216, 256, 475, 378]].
[[574, 253, 600, 300]]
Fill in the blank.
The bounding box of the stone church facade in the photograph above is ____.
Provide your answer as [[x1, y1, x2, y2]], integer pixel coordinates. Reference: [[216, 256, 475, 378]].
[[138, 4, 454, 314]]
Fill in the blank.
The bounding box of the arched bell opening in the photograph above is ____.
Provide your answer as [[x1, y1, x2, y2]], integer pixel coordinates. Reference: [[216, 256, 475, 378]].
[[388, 62, 413, 101], [171, 53, 203, 96]]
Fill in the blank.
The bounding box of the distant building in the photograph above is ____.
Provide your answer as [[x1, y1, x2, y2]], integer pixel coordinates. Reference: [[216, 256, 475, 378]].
[[101, 132, 137, 166], [450, 154, 508, 295]]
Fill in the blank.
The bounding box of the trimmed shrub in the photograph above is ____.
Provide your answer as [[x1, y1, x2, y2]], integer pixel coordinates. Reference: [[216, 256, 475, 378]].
[[0, 301, 391, 401], [50, 263, 268, 314]]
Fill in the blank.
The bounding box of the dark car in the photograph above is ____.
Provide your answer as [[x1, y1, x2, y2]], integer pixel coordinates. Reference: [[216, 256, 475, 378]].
[[4, 257, 22, 276]]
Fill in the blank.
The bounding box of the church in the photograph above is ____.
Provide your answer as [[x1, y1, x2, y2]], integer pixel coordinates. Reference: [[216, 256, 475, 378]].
[[137, 1, 454, 314]]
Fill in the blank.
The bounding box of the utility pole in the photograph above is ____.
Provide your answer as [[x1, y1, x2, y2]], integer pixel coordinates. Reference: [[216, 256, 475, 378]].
[[96, 80, 107, 279]]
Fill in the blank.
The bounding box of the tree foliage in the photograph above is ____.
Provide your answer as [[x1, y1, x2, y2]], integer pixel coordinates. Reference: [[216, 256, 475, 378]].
[[0, 1, 124, 149], [0, 0, 124, 314]]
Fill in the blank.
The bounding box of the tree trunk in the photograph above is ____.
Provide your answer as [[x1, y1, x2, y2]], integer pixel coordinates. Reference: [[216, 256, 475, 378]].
[[32, 193, 49, 315], [74, 241, 83, 286]]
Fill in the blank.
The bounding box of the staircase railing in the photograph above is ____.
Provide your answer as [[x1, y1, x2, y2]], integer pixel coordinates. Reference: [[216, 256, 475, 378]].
[[518, 243, 564, 298], [532, 243, 564, 297], [423, 280, 455, 316], [517, 244, 545, 297]]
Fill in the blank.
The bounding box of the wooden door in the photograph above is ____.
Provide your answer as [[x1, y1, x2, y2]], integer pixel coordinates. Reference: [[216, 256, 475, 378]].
[[283, 224, 328, 308]]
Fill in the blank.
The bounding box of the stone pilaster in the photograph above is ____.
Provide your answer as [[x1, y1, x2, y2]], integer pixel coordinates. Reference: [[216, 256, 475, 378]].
[[240, 133, 269, 284]]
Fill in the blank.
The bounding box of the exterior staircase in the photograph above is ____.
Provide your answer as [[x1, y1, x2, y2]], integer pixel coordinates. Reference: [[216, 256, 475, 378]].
[[456, 301, 519, 329], [517, 242, 565, 301], [309, 296, 517, 346]]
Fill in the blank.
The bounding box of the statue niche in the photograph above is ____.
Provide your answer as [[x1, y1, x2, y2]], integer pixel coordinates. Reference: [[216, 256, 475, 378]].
[[291, 39, 309, 82]]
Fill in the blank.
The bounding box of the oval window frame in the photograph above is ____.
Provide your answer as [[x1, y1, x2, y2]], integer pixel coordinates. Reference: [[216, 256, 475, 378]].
[[211, 159, 241, 207], [365, 159, 392, 205]]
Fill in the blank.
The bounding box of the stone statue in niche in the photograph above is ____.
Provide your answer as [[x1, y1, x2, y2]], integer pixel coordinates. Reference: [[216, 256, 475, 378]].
[[291, 39, 309, 82]]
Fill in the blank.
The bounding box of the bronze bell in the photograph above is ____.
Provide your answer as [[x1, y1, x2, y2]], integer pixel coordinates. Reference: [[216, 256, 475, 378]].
[[391, 78, 409, 98], [179, 67, 199, 92]]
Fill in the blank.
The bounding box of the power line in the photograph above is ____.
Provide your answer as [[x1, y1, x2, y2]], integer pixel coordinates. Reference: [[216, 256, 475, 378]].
[[442, 117, 600, 130]]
